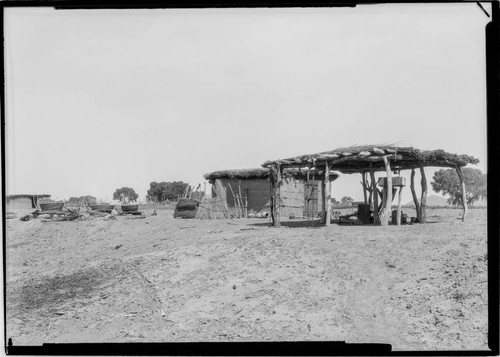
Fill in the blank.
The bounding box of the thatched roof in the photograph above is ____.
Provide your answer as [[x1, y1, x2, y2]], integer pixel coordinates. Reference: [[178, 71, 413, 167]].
[[262, 145, 479, 173], [6, 194, 51, 201], [204, 168, 269, 180], [204, 167, 339, 181]]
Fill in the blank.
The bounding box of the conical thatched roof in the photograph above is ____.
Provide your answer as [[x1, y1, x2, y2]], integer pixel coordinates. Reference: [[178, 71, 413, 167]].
[[262, 144, 479, 173]]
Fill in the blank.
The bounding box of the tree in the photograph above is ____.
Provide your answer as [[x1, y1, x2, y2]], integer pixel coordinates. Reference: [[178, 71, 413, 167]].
[[340, 196, 354, 204], [146, 181, 188, 202], [113, 187, 139, 203], [431, 168, 486, 206]]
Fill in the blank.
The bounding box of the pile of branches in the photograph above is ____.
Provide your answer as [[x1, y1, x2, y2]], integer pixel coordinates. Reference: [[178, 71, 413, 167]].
[[183, 183, 205, 200], [20, 208, 84, 222], [19, 206, 148, 222], [262, 144, 479, 172]]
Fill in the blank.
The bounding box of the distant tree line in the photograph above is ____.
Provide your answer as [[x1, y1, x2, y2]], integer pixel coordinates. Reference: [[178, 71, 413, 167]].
[[110, 181, 199, 204], [146, 181, 188, 203]]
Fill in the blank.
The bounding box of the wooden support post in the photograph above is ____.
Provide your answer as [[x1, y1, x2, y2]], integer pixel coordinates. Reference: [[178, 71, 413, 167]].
[[391, 187, 397, 204], [410, 169, 421, 222], [362, 172, 368, 204], [269, 167, 275, 225], [244, 188, 249, 218], [419, 166, 427, 224], [325, 163, 331, 226], [270, 164, 282, 227], [379, 156, 392, 226], [380, 187, 387, 215], [369, 170, 380, 224], [396, 186, 403, 226], [238, 181, 243, 218], [456, 166, 468, 222], [320, 177, 326, 224], [368, 174, 373, 207], [279, 165, 284, 218]]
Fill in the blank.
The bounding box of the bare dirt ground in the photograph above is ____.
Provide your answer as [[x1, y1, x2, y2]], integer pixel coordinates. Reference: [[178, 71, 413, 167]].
[[5, 207, 488, 350]]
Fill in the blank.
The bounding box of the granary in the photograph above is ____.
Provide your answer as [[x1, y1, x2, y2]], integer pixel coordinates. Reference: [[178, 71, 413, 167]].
[[262, 145, 479, 227], [6, 194, 51, 210], [204, 168, 339, 218]]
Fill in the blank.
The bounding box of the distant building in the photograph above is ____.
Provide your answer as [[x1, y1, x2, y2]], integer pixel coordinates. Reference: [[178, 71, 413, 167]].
[[6, 194, 51, 209]]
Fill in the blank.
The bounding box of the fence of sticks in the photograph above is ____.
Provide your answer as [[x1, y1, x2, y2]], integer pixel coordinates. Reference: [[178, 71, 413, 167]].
[[196, 180, 230, 219], [227, 182, 248, 218], [183, 183, 205, 200]]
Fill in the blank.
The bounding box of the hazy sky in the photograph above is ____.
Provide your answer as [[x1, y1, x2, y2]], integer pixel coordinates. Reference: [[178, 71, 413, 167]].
[[5, 4, 489, 202]]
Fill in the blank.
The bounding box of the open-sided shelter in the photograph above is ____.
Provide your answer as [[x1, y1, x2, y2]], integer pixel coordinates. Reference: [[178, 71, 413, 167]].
[[262, 145, 479, 226], [204, 168, 339, 218]]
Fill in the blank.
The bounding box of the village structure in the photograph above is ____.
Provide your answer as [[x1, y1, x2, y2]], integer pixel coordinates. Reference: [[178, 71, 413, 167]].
[[203, 168, 338, 219], [8, 145, 479, 227], [261, 145, 479, 227], [191, 145, 480, 227]]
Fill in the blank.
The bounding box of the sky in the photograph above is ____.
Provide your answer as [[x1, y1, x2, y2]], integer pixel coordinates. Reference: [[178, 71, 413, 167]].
[[4, 4, 490, 202]]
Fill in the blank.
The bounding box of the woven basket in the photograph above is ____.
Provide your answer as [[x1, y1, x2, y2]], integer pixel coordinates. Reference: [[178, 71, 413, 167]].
[[121, 204, 139, 212], [90, 204, 115, 212], [40, 202, 65, 212]]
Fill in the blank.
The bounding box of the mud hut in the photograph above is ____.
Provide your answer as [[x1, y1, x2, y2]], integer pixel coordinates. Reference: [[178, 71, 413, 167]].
[[204, 168, 339, 218], [6, 194, 51, 209], [262, 145, 479, 227]]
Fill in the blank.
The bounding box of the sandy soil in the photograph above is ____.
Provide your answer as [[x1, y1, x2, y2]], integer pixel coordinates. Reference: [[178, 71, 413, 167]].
[[5, 207, 488, 350]]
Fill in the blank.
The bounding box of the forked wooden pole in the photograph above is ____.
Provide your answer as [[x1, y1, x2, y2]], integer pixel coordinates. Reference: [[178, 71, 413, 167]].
[[368, 177, 373, 207], [369, 170, 380, 224], [410, 168, 421, 222], [419, 166, 428, 224], [320, 177, 326, 224], [456, 166, 468, 222], [396, 186, 403, 226], [379, 156, 392, 226], [362, 172, 368, 204], [270, 164, 282, 227], [325, 163, 332, 226]]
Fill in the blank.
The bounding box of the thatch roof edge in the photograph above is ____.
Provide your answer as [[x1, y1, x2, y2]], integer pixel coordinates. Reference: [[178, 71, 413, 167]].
[[204, 167, 339, 181], [262, 145, 479, 171], [6, 194, 51, 200], [204, 168, 270, 180]]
